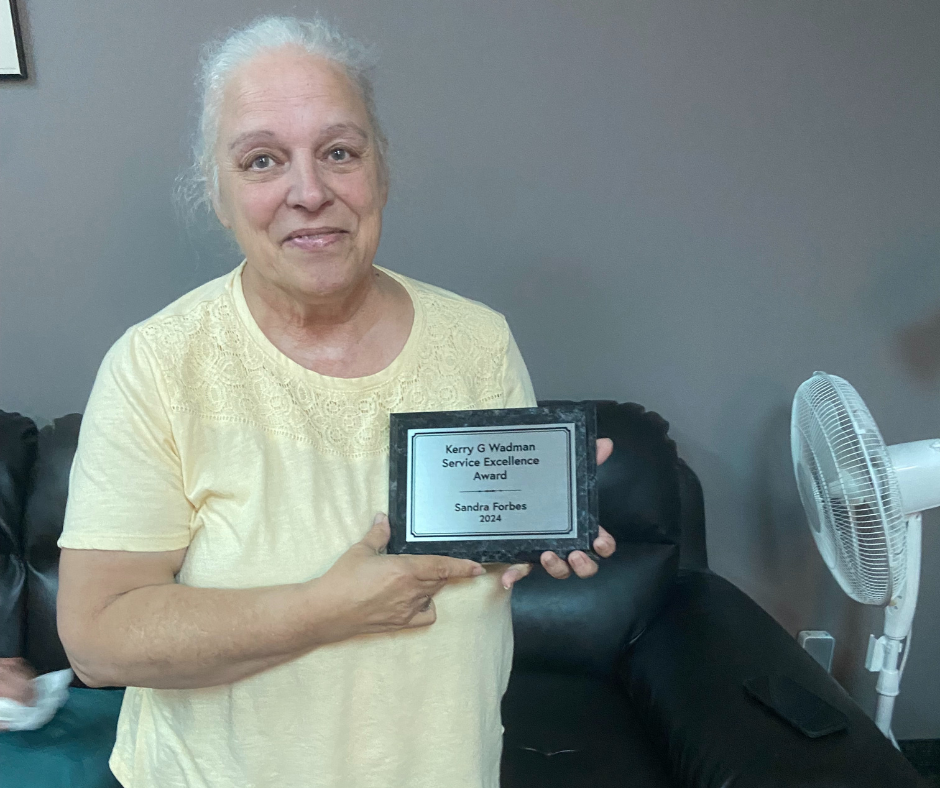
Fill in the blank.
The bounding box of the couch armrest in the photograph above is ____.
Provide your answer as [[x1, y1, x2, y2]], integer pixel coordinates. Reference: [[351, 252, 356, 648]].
[[619, 570, 925, 788]]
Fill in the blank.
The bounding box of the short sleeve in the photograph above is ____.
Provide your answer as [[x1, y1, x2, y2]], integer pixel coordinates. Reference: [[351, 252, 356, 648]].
[[58, 328, 194, 551], [501, 328, 537, 409]]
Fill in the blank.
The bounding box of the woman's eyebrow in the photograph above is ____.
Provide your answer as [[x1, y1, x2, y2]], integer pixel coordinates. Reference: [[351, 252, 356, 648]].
[[319, 123, 370, 142], [228, 130, 277, 153]]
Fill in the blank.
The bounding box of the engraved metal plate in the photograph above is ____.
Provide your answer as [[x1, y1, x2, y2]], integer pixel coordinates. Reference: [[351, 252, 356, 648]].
[[405, 424, 576, 540], [388, 404, 598, 563]]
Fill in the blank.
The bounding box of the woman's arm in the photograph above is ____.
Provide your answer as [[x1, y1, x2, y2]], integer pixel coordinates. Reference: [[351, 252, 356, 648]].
[[58, 547, 320, 689], [57, 515, 483, 689]]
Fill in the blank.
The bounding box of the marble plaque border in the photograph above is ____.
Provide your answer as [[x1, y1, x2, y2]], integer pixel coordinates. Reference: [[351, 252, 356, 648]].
[[388, 403, 598, 563]]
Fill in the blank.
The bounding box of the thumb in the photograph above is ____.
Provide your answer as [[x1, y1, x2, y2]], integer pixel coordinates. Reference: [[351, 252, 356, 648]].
[[596, 438, 614, 466], [361, 512, 391, 553]]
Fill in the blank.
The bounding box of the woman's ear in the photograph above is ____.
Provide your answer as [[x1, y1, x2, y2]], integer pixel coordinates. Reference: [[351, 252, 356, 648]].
[[377, 171, 389, 209], [212, 191, 232, 229]]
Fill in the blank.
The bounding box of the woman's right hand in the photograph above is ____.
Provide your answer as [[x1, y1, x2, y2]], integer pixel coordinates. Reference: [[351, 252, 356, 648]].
[[0, 658, 36, 731], [313, 513, 485, 640], [0, 658, 35, 706]]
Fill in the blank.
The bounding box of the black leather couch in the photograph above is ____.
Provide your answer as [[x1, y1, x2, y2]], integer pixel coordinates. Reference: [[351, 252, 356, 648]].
[[0, 403, 926, 787]]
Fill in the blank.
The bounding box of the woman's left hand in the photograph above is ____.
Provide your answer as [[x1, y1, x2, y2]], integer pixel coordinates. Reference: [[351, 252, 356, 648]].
[[500, 438, 616, 590]]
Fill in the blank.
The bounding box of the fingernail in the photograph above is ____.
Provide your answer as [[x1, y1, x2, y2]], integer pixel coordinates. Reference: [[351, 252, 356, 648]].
[[472, 565, 485, 576], [373, 512, 385, 525], [502, 580, 512, 590]]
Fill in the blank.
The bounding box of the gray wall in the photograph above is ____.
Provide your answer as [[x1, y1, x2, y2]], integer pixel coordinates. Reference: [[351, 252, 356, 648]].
[[2, 0, 938, 738]]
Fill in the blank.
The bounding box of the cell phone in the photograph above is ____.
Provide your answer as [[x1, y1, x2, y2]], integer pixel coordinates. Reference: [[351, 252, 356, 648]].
[[743, 674, 848, 738]]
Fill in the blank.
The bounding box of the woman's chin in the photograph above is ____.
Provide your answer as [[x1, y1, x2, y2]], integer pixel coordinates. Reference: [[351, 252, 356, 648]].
[[278, 254, 371, 298]]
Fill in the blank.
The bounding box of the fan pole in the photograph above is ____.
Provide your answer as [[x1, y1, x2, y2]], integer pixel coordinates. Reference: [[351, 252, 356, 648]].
[[874, 512, 923, 742], [874, 646, 901, 740]]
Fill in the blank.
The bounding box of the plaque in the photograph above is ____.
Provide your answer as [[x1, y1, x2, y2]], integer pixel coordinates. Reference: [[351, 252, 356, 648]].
[[388, 403, 599, 563]]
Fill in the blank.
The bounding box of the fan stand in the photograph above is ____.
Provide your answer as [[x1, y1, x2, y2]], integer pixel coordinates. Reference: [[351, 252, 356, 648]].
[[871, 512, 923, 747]]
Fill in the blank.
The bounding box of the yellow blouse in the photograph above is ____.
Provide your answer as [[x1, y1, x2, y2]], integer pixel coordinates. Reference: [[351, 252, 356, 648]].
[[59, 264, 536, 788]]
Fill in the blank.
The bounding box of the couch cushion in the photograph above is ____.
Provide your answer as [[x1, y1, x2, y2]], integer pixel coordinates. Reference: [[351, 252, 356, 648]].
[[510, 402, 681, 677], [510, 544, 678, 676], [0, 687, 124, 788], [501, 670, 673, 788]]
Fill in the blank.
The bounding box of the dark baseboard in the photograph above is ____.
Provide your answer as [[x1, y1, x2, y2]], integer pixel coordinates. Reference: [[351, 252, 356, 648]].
[[899, 740, 940, 786]]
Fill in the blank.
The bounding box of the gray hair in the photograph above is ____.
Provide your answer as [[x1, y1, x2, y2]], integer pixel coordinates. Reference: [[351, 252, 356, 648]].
[[177, 15, 388, 221]]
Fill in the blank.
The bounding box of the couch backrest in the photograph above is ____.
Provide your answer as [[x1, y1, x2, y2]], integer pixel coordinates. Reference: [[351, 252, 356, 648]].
[[510, 400, 702, 678], [23, 415, 82, 675], [0, 402, 707, 683], [0, 413, 82, 681], [0, 412, 37, 660]]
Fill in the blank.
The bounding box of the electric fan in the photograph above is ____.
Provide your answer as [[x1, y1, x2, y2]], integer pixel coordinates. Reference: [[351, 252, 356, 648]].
[[791, 371, 940, 745]]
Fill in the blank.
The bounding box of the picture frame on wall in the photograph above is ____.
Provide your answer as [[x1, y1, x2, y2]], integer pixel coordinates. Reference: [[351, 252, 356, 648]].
[[0, 0, 26, 80]]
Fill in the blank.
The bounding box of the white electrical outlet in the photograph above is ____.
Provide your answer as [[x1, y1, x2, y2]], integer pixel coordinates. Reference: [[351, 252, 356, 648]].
[[798, 630, 835, 673]]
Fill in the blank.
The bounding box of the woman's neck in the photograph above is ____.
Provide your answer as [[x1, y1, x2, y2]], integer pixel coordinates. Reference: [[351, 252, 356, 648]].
[[240, 263, 414, 378]]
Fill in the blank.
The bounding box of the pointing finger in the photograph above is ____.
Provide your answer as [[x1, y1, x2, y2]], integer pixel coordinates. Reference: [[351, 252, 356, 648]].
[[410, 555, 485, 582]]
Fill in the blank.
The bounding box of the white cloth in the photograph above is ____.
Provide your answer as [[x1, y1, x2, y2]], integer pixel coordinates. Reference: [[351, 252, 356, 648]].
[[0, 668, 73, 731]]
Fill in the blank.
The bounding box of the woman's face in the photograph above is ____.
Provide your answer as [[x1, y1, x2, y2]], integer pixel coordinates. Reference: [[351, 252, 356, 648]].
[[214, 47, 387, 301]]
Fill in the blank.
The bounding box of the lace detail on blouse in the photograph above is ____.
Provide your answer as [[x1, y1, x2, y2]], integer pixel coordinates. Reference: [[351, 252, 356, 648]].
[[139, 282, 508, 456]]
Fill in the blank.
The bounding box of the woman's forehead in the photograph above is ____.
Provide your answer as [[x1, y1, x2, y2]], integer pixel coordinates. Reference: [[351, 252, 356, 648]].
[[219, 49, 368, 139]]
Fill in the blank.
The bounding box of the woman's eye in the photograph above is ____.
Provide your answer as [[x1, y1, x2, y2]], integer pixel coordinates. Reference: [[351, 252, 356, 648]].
[[248, 154, 275, 170], [328, 148, 350, 162]]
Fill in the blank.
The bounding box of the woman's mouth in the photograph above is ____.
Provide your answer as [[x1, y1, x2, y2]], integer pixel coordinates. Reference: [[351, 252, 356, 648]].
[[283, 229, 348, 250]]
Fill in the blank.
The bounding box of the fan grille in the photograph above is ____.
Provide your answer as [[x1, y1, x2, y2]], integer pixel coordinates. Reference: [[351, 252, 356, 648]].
[[791, 372, 907, 605]]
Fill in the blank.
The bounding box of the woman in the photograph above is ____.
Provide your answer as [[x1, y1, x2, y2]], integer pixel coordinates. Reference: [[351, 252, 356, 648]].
[[57, 16, 615, 788]]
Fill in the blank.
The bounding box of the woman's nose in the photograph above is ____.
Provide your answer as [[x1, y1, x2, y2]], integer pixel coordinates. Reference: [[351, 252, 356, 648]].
[[286, 156, 332, 212]]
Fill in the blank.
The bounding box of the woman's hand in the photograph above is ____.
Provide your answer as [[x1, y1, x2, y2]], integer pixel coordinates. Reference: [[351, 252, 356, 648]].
[[0, 658, 36, 731], [500, 438, 616, 590], [314, 513, 485, 640]]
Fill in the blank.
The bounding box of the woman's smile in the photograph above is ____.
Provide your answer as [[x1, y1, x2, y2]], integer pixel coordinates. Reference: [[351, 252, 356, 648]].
[[282, 227, 349, 251]]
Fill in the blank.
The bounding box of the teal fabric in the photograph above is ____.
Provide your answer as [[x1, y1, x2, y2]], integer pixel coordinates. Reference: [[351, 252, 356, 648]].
[[0, 687, 124, 788]]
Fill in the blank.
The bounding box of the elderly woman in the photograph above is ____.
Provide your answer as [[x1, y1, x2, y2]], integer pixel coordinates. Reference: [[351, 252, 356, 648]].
[[56, 15, 615, 788]]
